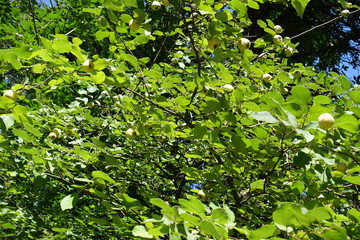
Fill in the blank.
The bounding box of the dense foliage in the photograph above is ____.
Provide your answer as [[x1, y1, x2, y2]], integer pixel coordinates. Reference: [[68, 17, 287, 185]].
[[0, 0, 359, 239]]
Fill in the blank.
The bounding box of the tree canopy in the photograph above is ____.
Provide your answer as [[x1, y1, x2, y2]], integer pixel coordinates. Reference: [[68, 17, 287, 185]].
[[0, 0, 359, 239]]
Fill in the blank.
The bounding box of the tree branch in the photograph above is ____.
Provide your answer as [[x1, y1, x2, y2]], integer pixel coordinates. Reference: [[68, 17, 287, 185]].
[[291, 9, 360, 40]]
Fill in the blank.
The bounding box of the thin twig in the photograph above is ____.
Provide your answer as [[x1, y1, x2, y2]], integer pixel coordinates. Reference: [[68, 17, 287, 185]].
[[65, 28, 76, 36], [28, 0, 39, 43], [43, 172, 73, 185], [291, 9, 360, 40], [126, 87, 181, 117], [320, 144, 359, 165], [152, 35, 168, 65], [28, 73, 56, 90]]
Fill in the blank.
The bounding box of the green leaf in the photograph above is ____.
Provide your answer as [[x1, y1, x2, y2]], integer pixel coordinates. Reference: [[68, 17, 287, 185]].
[[250, 111, 278, 123], [336, 114, 359, 133], [250, 179, 264, 190], [24, 123, 42, 137], [248, 224, 277, 240], [48, 79, 63, 86], [338, 75, 351, 90], [150, 198, 172, 212], [199, 220, 221, 239], [257, 19, 267, 28], [90, 71, 106, 84], [319, 226, 347, 240], [175, 96, 190, 106], [180, 212, 201, 226], [0, 96, 16, 109], [248, 0, 260, 9], [348, 208, 360, 223], [306, 207, 332, 222], [71, 45, 86, 62], [123, 0, 138, 8], [233, 88, 244, 101], [314, 95, 331, 104], [95, 30, 109, 41], [211, 208, 229, 224], [13, 129, 34, 143], [348, 91, 360, 104], [91, 171, 115, 184], [294, 151, 311, 168], [18, 146, 40, 155], [272, 202, 300, 228], [148, 224, 170, 236], [60, 193, 78, 211], [88, 217, 109, 225], [13, 46, 32, 59], [2, 223, 16, 229], [32, 64, 47, 73], [52, 227, 71, 233], [289, 86, 312, 104], [53, 38, 72, 53], [291, 0, 310, 17], [0, 114, 14, 130], [107, 9, 118, 23], [83, 7, 102, 15], [132, 225, 153, 238], [296, 129, 314, 142], [190, 124, 207, 139], [134, 35, 149, 45], [121, 193, 141, 208], [5, 52, 22, 69], [89, 188, 108, 199], [121, 53, 139, 69], [179, 197, 204, 215], [343, 176, 360, 185]]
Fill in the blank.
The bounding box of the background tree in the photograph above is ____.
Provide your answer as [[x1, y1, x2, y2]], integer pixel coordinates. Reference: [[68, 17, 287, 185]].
[[248, 0, 360, 83], [0, 0, 359, 239]]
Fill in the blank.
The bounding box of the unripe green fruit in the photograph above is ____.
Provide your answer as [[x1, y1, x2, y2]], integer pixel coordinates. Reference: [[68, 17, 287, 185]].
[[273, 35, 283, 44], [82, 59, 94, 73], [129, 19, 140, 30], [238, 37, 251, 50], [223, 84, 234, 92], [151, 1, 162, 11], [198, 190, 207, 201], [262, 73, 272, 82], [208, 38, 220, 50], [274, 25, 283, 33], [65, 128, 77, 137], [190, 12, 199, 21], [125, 128, 137, 139], [48, 132, 57, 140], [48, 129, 60, 140], [52, 128, 60, 136], [337, 162, 347, 173], [87, 101, 95, 108], [65, 129, 73, 137], [285, 47, 294, 57], [281, 87, 289, 95], [318, 113, 335, 130], [3, 90, 17, 101], [293, 70, 302, 78], [341, 10, 350, 18]]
